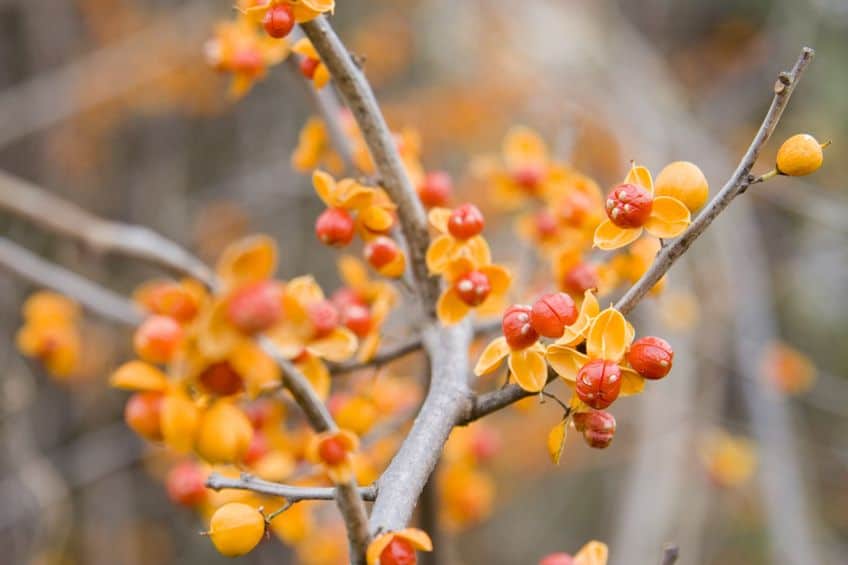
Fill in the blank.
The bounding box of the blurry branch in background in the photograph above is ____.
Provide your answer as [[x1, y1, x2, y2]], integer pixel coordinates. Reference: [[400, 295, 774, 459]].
[[206, 472, 377, 501], [660, 544, 680, 565], [461, 46, 815, 422], [0, 237, 142, 325], [0, 170, 215, 285]]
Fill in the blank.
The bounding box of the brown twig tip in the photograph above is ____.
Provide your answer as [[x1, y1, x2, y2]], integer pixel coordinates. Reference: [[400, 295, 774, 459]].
[[660, 543, 680, 565]]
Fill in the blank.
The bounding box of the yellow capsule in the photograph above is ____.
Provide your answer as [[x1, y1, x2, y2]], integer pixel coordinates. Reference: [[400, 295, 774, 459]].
[[208, 502, 265, 557], [654, 161, 709, 211], [195, 401, 253, 464], [776, 134, 824, 176]]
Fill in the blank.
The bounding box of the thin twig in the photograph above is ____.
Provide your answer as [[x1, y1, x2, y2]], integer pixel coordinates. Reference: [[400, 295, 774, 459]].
[[205, 472, 377, 502], [460, 46, 815, 425], [0, 237, 142, 326]]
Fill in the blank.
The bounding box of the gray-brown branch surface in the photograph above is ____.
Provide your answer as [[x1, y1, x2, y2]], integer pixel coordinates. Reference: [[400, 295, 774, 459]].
[[206, 472, 377, 502]]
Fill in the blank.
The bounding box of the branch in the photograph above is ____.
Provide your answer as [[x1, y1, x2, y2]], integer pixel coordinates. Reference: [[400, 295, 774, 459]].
[[0, 237, 142, 326], [614, 46, 814, 316], [0, 170, 215, 286], [330, 335, 423, 374], [205, 472, 376, 501], [301, 18, 440, 311], [460, 47, 815, 424]]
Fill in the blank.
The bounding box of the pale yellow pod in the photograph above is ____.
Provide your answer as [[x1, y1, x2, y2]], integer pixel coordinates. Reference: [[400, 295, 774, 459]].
[[654, 161, 709, 211]]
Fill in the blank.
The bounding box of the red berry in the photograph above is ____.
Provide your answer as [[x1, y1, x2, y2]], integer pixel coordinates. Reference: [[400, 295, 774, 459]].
[[125, 391, 164, 441], [226, 281, 283, 334], [539, 553, 574, 565], [243, 430, 270, 464], [199, 361, 244, 396], [573, 410, 616, 449], [380, 537, 417, 565], [502, 304, 539, 350], [232, 48, 264, 76], [561, 263, 599, 296], [341, 304, 373, 337], [261, 3, 294, 38], [557, 191, 593, 227], [605, 183, 653, 229], [318, 437, 348, 466], [575, 359, 622, 409], [454, 270, 492, 307], [627, 336, 673, 380], [133, 315, 183, 364], [534, 209, 558, 239], [447, 203, 485, 239], [331, 288, 366, 310], [315, 208, 355, 247], [300, 56, 320, 79], [513, 165, 544, 192], [470, 427, 501, 461], [417, 171, 453, 207], [529, 292, 578, 338], [307, 300, 340, 339], [166, 461, 207, 507], [364, 236, 400, 270]]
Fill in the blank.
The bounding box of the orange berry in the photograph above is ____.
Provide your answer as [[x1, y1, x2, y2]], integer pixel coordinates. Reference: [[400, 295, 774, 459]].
[[417, 171, 453, 207], [166, 461, 207, 507], [575, 360, 622, 409], [341, 304, 373, 337], [300, 57, 320, 79], [364, 236, 400, 270], [512, 164, 543, 192], [262, 3, 294, 38], [502, 304, 538, 350], [454, 271, 492, 307], [227, 281, 283, 334], [124, 391, 164, 441], [530, 292, 577, 338], [627, 336, 673, 380], [315, 208, 355, 247], [776, 133, 824, 176], [307, 300, 340, 339], [561, 263, 599, 296], [380, 537, 417, 565], [208, 502, 265, 557], [133, 315, 183, 364], [318, 436, 348, 466], [539, 553, 574, 565], [146, 284, 198, 323], [605, 183, 653, 228], [447, 203, 485, 239], [655, 161, 709, 211], [573, 410, 616, 449], [199, 361, 244, 396]]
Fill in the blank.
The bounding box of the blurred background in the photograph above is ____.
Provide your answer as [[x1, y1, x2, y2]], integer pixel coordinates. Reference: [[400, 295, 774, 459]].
[[0, 0, 846, 563]]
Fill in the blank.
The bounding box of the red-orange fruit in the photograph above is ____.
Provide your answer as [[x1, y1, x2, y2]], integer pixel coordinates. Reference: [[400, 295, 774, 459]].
[[315, 208, 355, 247], [261, 3, 294, 38], [380, 537, 417, 565], [227, 281, 283, 334], [529, 292, 578, 338], [199, 361, 244, 396], [575, 359, 622, 409], [447, 203, 485, 240], [561, 263, 599, 296], [512, 164, 544, 192], [454, 271, 492, 307], [307, 300, 340, 339], [417, 171, 453, 207], [124, 391, 164, 441], [605, 183, 653, 228], [133, 315, 183, 364], [573, 410, 616, 449], [243, 430, 270, 465], [627, 336, 673, 380], [539, 553, 574, 565], [166, 461, 207, 507], [502, 304, 539, 350], [300, 57, 320, 79], [364, 237, 400, 270], [318, 437, 348, 466], [341, 304, 373, 337]]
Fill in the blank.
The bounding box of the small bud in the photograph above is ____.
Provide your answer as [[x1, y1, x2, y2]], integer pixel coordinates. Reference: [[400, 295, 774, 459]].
[[307, 300, 340, 339], [315, 208, 355, 247], [166, 461, 207, 507], [655, 161, 709, 211], [380, 537, 418, 565], [561, 263, 599, 296], [627, 336, 673, 380], [573, 410, 616, 449], [530, 292, 578, 338], [226, 281, 283, 334], [261, 3, 294, 39], [124, 391, 164, 441], [605, 183, 653, 228], [776, 133, 825, 176], [454, 270, 492, 307], [133, 315, 183, 364], [502, 304, 539, 350], [207, 503, 265, 557], [575, 359, 622, 409], [447, 203, 485, 240], [364, 236, 400, 270], [417, 171, 453, 207]]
